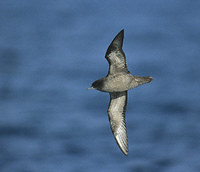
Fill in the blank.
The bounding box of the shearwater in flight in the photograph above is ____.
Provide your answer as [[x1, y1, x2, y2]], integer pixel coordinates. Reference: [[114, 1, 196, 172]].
[[88, 29, 153, 156]]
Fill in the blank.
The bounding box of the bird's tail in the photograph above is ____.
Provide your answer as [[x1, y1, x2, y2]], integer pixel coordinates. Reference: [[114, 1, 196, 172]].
[[134, 76, 153, 86]]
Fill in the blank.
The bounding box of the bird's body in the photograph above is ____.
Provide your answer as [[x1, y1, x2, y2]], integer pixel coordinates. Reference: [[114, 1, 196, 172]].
[[88, 30, 153, 156], [92, 74, 152, 92]]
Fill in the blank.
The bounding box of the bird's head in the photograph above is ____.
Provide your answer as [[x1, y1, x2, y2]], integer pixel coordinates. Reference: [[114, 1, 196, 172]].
[[88, 79, 104, 90]]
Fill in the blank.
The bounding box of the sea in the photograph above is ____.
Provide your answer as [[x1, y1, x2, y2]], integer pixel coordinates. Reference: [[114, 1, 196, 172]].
[[0, 0, 200, 171]]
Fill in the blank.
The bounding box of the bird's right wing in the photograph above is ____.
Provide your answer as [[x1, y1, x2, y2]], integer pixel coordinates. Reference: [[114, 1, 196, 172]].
[[108, 91, 128, 156], [105, 30, 129, 75]]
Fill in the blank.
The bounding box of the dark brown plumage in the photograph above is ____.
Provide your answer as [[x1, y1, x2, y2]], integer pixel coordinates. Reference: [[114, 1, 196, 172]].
[[88, 29, 153, 155]]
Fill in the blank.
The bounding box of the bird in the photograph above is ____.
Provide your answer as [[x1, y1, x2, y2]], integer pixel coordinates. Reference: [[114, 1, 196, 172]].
[[88, 29, 153, 156]]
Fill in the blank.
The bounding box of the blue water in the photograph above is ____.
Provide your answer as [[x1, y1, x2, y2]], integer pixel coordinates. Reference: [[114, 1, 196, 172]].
[[0, 0, 200, 171]]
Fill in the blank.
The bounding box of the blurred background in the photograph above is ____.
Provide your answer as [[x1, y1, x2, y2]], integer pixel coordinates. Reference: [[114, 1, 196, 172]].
[[0, 0, 200, 171]]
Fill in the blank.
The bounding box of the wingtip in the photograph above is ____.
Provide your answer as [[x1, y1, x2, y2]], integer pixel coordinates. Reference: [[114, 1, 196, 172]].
[[122, 149, 128, 156], [110, 29, 124, 49], [118, 144, 128, 156], [115, 137, 128, 156], [115, 133, 128, 156], [117, 29, 124, 39], [120, 146, 129, 156], [120, 29, 124, 34]]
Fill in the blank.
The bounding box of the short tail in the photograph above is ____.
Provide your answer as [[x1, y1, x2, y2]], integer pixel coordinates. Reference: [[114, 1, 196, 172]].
[[134, 76, 153, 86]]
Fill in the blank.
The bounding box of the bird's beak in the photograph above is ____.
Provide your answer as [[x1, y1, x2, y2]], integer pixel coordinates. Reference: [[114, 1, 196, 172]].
[[87, 86, 94, 90]]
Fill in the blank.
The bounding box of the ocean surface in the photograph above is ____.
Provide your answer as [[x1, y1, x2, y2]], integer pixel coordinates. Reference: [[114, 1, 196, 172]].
[[0, 0, 200, 171]]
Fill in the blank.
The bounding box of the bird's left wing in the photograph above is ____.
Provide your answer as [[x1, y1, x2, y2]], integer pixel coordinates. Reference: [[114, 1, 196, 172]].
[[108, 91, 128, 156], [105, 30, 129, 75]]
